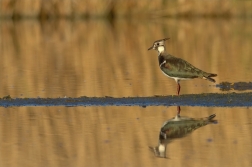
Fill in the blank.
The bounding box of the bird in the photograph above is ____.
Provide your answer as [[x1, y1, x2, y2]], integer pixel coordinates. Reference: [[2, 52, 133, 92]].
[[148, 38, 217, 95], [149, 113, 217, 158]]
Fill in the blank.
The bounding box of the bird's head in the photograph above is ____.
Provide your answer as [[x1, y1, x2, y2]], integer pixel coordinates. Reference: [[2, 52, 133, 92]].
[[149, 144, 167, 158], [148, 38, 170, 53]]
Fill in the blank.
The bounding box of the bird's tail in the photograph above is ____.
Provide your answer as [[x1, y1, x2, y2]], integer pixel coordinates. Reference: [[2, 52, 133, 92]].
[[203, 73, 217, 83], [207, 114, 218, 124]]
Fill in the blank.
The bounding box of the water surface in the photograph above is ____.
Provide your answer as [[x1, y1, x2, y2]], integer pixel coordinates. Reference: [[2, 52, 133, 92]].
[[0, 106, 251, 167], [0, 18, 252, 167]]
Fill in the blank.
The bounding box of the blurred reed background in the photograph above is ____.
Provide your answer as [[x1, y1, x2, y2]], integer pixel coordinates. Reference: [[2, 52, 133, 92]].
[[0, 18, 252, 97], [0, 0, 252, 98], [0, 0, 252, 19]]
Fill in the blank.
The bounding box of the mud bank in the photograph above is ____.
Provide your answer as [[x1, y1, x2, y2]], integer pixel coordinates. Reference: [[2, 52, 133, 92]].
[[0, 92, 251, 107]]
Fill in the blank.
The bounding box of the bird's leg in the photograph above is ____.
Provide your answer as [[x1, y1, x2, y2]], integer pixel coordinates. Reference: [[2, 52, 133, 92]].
[[176, 80, 181, 115], [177, 106, 181, 115], [177, 82, 180, 96]]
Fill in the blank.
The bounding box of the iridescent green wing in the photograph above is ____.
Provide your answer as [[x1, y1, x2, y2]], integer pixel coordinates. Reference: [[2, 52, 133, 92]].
[[161, 56, 204, 78]]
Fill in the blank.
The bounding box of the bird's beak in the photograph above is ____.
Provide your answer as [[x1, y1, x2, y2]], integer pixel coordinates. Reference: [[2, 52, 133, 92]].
[[148, 46, 154, 50]]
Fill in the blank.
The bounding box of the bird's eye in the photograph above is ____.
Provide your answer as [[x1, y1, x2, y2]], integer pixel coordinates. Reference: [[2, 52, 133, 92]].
[[157, 43, 159, 46]]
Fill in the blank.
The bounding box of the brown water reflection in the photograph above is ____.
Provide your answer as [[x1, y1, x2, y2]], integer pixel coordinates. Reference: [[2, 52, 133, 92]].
[[1, 19, 252, 98], [0, 106, 251, 167]]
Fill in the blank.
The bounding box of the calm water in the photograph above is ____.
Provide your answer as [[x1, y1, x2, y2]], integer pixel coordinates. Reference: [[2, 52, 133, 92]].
[[0, 18, 252, 166]]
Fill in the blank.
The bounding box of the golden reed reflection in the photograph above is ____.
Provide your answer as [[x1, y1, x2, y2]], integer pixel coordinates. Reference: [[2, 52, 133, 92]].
[[1, 106, 252, 166], [0, 19, 252, 98]]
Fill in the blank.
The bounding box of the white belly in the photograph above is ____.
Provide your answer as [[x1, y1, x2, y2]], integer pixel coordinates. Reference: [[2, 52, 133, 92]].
[[161, 71, 192, 83]]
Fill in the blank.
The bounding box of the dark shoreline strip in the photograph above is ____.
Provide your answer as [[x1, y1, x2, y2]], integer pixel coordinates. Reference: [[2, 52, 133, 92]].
[[0, 92, 251, 107]]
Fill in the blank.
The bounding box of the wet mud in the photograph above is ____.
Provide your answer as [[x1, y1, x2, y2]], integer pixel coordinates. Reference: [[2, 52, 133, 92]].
[[1, 92, 251, 107], [217, 82, 252, 91]]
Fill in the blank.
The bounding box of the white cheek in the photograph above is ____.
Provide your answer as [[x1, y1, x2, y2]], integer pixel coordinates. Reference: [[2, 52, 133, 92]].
[[157, 46, 164, 52], [159, 144, 165, 152]]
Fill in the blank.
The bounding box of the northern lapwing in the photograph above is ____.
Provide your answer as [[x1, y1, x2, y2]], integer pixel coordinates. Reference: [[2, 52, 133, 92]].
[[148, 38, 217, 95]]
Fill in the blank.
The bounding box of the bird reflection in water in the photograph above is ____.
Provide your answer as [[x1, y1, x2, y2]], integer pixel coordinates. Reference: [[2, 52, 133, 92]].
[[149, 106, 217, 158]]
